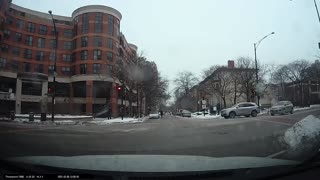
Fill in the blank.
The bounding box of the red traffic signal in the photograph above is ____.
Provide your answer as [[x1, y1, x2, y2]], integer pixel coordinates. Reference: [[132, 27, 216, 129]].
[[117, 86, 122, 91]]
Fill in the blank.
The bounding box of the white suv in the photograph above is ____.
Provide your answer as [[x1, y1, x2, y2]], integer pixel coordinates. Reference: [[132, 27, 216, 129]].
[[221, 102, 260, 119]]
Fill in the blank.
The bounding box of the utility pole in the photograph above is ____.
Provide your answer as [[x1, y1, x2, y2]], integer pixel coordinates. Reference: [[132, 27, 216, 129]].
[[48, 10, 57, 121], [253, 32, 275, 107]]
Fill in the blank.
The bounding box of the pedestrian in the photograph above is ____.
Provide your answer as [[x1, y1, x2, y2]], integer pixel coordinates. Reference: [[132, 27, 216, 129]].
[[217, 103, 221, 115], [107, 107, 112, 119], [160, 110, 164, 118]]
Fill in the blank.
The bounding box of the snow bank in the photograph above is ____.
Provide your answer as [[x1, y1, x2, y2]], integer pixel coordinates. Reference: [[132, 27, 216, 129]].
[[13, 118, 76, 124], [191, 114, 222, 119], [15, 114, 92, 119], [283, 115, 320, 150], [293, 107, 312, 112], [90, 117, 143, 125]]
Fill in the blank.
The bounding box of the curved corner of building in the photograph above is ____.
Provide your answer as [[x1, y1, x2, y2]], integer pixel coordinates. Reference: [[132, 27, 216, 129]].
[[71, 5, 122, 20]]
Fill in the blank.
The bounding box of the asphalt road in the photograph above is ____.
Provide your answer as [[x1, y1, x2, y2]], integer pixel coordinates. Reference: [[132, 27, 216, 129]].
[[0, 108, 319, 160]]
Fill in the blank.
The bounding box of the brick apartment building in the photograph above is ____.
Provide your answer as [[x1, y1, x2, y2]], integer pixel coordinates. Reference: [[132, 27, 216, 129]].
[[0, 0, 139, 116]]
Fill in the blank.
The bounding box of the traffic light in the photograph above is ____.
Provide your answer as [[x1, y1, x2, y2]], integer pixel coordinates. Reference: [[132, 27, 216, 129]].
[[117, 86, 123, 92], [47, 87, 53, 96]]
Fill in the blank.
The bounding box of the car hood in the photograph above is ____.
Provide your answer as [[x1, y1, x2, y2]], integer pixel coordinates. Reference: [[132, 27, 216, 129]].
[[5, 155, 299, 172]]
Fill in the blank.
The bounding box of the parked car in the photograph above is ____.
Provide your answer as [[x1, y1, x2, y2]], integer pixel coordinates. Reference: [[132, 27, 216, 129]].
[[149, 111, 160, 119], [270, 101, 293, 116], [221, 102, 260, 119], [181, 110, 192, 117]]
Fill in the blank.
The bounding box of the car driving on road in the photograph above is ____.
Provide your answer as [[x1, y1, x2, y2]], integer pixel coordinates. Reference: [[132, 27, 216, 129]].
[[270, 101, 294, 116], [181, 110, 192, 117], [221, 102, 260, 119], [149, 111, 160, 119]]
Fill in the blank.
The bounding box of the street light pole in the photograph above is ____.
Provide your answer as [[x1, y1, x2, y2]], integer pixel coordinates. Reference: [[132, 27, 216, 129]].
[[254, 32, 275, 107], [48, 10, 57, 121], [314, 0, 320, 23]]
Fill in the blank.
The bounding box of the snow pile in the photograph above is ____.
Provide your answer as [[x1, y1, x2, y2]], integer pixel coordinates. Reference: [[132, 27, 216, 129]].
[[258, 109, 269, 116], [293, 107, 312, 112], [91, 117, 143, 125], [283, 115, 320, 150], [191, 114, 222, 119]]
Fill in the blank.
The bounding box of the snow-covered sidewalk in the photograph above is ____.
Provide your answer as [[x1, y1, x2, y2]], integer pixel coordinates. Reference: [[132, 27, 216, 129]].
[[90, 117, 146, 125], [13, 118, 76, 125]]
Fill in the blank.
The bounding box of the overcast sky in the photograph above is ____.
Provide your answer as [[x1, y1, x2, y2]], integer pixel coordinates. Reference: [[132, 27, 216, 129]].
[[13, 0, 320, 92]]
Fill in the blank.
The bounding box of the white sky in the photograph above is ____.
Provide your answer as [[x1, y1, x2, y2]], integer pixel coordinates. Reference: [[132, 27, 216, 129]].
[[13, 0, 320, 94]]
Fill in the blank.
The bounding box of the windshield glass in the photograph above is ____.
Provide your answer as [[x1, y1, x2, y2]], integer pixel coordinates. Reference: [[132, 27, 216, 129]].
[[1, 0, 320, 177]]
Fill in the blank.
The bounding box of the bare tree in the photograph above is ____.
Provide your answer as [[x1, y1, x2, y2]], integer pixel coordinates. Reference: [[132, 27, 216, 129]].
[[236, 57, 256, 102], [201, 68, 234, 108], [282, 60, 310, 106], [174, 71, 198, 97], [201, 65, 221, 80], [270, 65, 288, 100]]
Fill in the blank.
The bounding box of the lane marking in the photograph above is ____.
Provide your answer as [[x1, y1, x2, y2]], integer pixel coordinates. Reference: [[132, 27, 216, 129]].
[[258, 119, 292, 126], [267, 150, 287, 158]]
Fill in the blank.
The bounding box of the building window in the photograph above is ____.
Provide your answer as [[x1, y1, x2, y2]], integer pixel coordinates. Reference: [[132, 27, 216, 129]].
[[93, 36, 102, 47], [81, 36, 88, 47], [72, 39, 77, 49], [11, 60, 19, 71], [16, 19, 24, 29], [25, 35, 33, 46], [93, 50, 102, 60], [3, 29, 10, 39], [107, 38, 113, 49], [49, 52, 56, 61], [37, 38, 46, 48], [82, 13, 89, 34], [48, 65, 54, 74], [72, 53, 76, 62], [106, 52, 113, 61], [107, 15, 114, 36], [80, 50, 88, 60], [62, 66, 71, 75], [95, 12, 103, 33], [36, 51, 45, 61], [1, 44, 9, 52], [107, 65, 113, 74], [27, 22, 36, 33], [24, 49, 32, 60], [51, 29, 59, 36], [12, 47, 20, 56], [63, 41, 72, 50], [62, 54, 72, 62], [0, 58, 7, 69], [14, 32, 22, 42], [38, 25, 47, 35], [23, 62, 31, 72], [5, 16, 13, 25], [50, 39, 56, 48], [35, 64, 44, 73], [64, 29, 73, 37], [80, 64, 87, 74], [93, 63, 101, 74]]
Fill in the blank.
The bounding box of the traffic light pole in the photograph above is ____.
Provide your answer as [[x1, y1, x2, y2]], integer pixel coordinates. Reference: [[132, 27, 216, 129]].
[[49, 10, 57, 122]]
